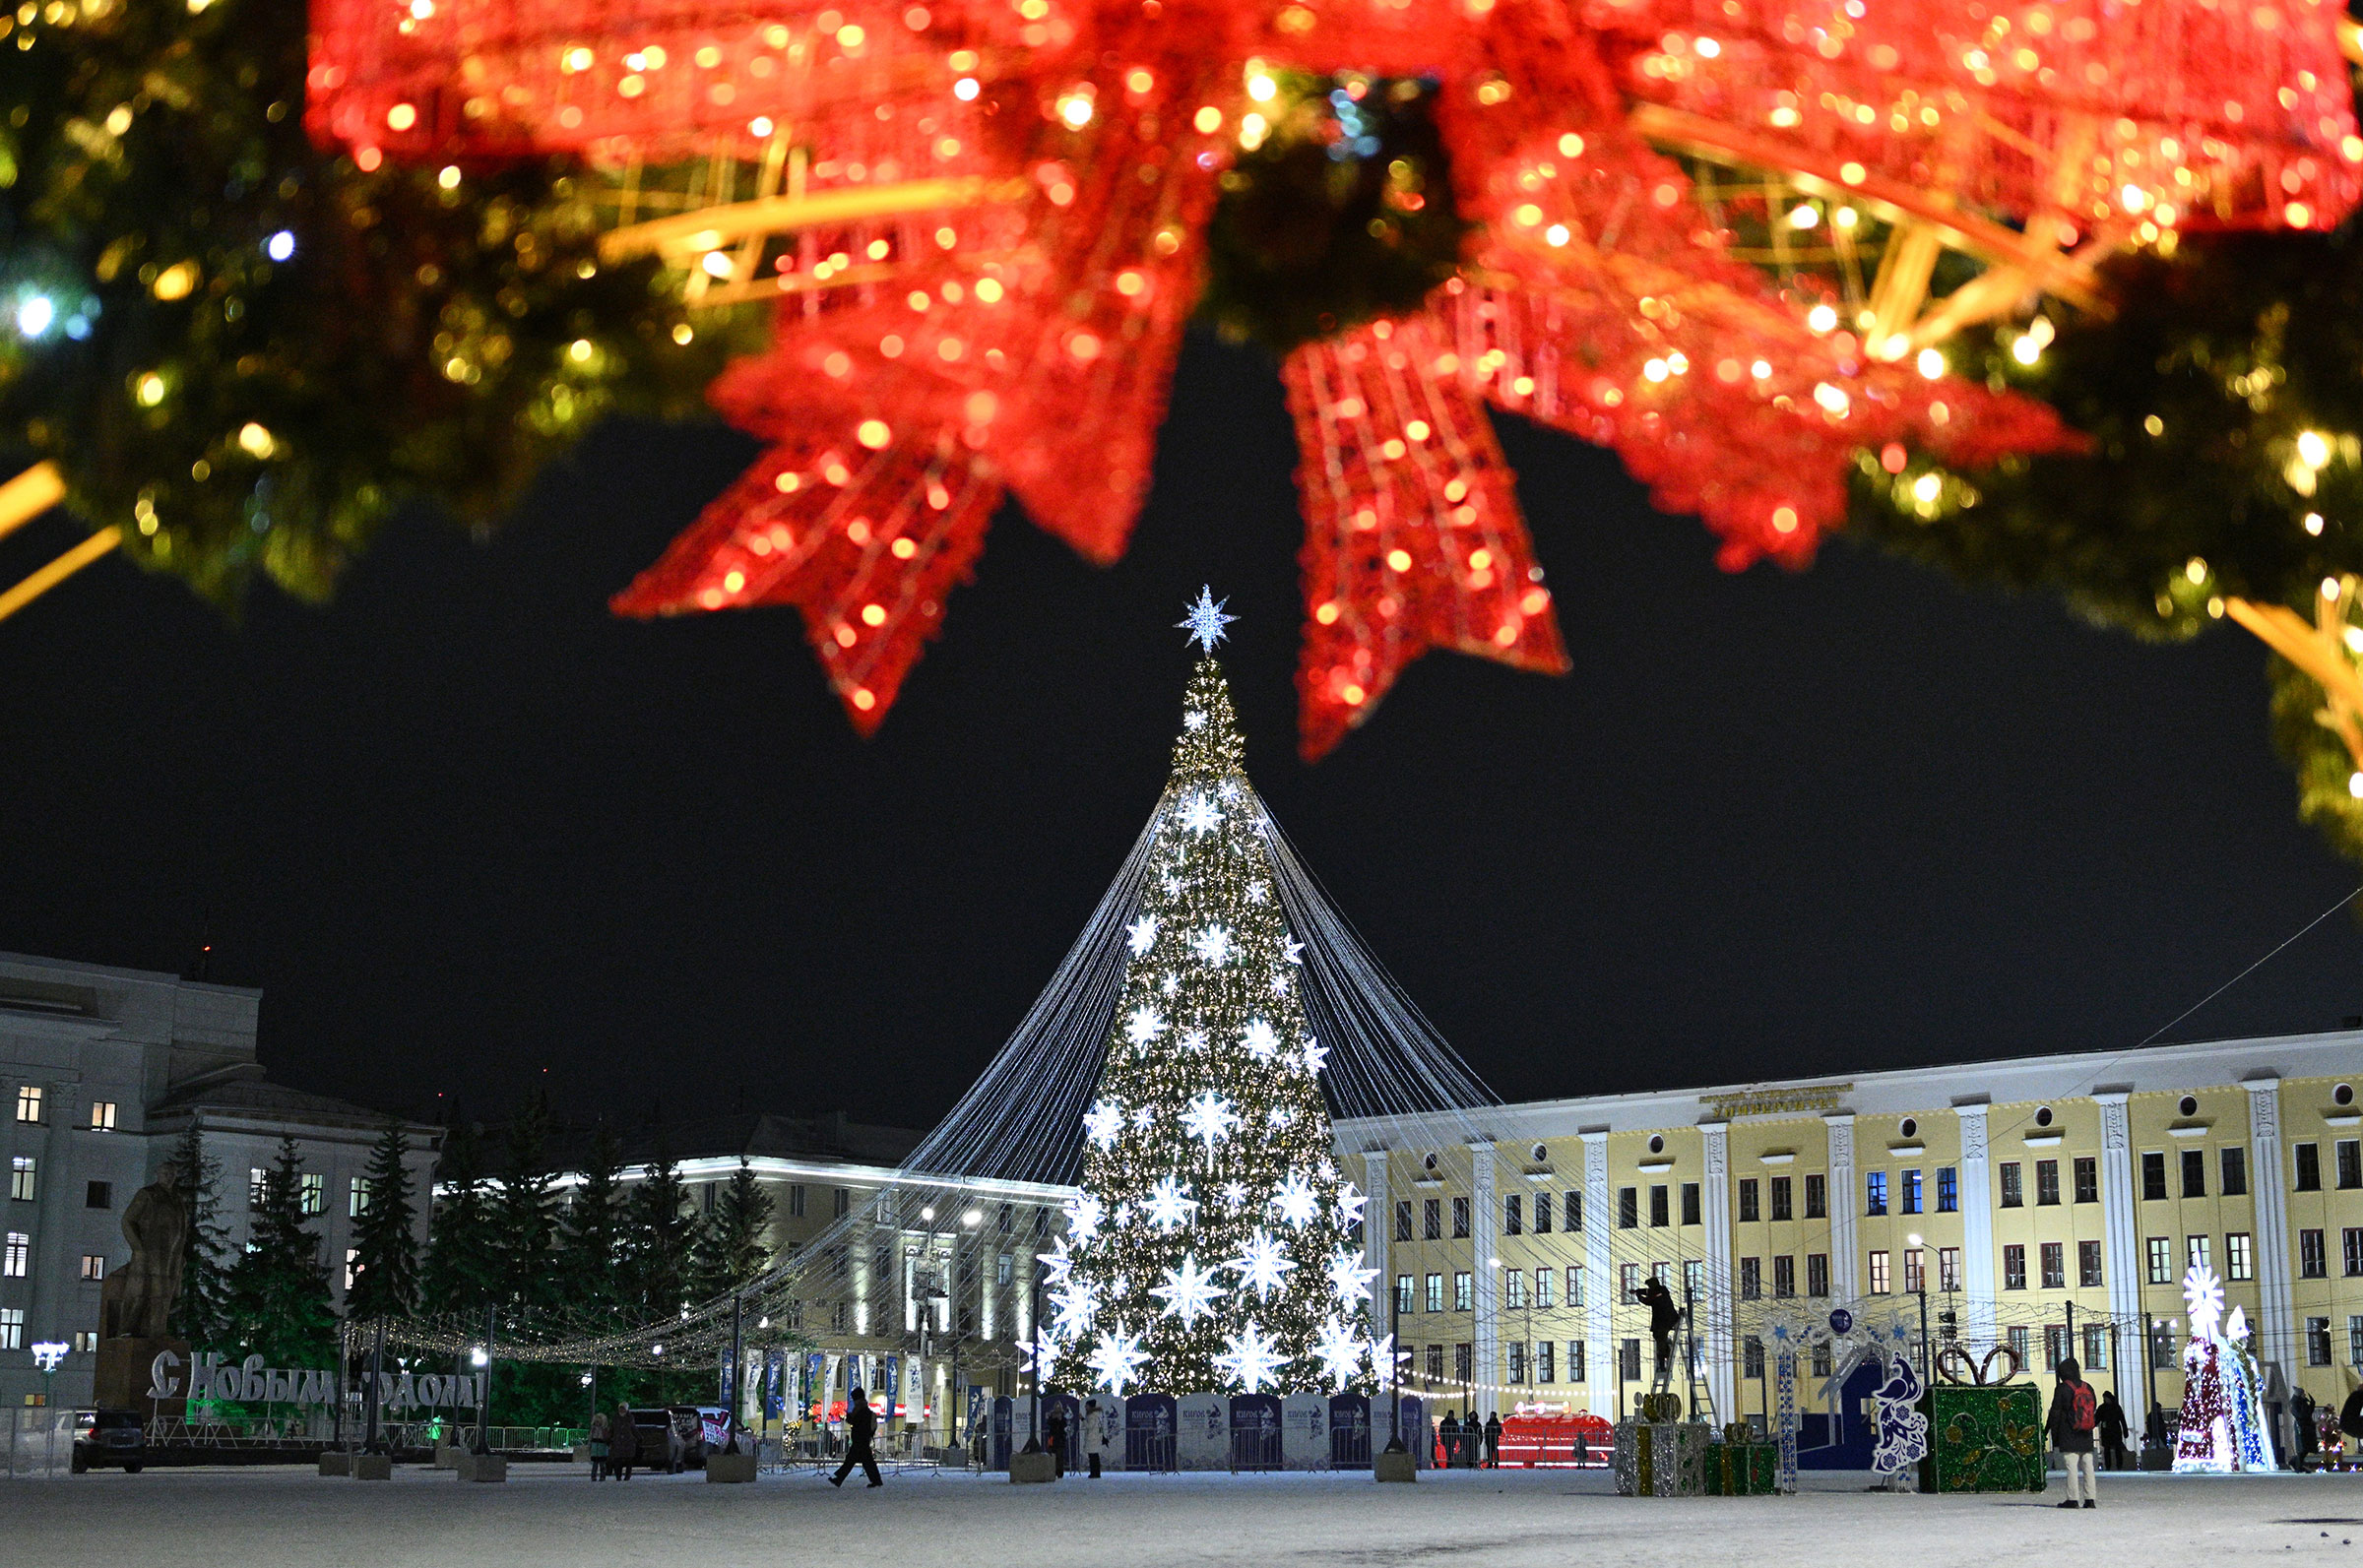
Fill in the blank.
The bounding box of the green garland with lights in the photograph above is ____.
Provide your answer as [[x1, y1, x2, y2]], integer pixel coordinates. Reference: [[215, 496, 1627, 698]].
[[0, 0, 752, 608]]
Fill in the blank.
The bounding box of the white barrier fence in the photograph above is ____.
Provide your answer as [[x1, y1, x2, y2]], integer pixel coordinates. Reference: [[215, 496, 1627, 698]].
[[0, 1409, 77, 1478]]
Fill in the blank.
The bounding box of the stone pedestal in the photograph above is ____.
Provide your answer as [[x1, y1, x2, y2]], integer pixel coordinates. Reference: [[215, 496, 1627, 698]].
[[1373, 1448, 1418, 1482], [93, 1337, 189, 1420], [1009, 1450, 1057, 1483], [318, 1452, 351, 1476], [706, 1453, 759, 1482], [455, 1451, 508, 1483], [352, 1454, 394, 1481], [432, 1444, 461, 1470]]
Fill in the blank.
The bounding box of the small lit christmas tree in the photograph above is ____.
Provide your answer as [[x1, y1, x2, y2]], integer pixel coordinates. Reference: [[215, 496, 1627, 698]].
[[1047, 591, 1378, 1397], [2173, 1263, 2237, 1474]]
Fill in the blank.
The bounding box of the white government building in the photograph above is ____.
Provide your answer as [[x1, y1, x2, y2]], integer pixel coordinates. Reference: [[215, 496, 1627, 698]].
[[0, 953, 440, 1410]]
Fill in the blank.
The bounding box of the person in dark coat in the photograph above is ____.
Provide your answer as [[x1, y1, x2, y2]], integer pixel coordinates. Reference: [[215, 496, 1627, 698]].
[[2291, 1387, 2319, 1465], [607, 1402, 639, 1481], [830, 1387, 883, 1487], [2045, 1357, 2098, 1509], [1437, 1410, 1460, 1469], [1633, 1278, 1683, 1392], [1046, 1407, 1068, 1478], [2095, 1390, 2129, 1471], [1483, 1411, 1503, 1468]]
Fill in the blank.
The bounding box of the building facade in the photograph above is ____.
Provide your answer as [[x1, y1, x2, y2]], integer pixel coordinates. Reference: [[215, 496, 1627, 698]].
[[542, 1112, 1068, 1436], [1342, 1030, 2363, 1440], [0, 953, 439, 1409]]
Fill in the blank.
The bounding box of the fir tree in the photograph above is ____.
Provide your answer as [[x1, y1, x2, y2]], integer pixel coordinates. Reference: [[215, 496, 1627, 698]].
[[688, 1160, 776, 1302], [421, 1122, 500, 1320], [557, 1123, 626, 1318], [493, 1093, 558, 1312], [346, 1118, 420, 1322], [1049, 615, 1375, 1397], [160, 1122, 232, 1348], [623, 1151, 695, 1320], [225, 1137, 337, 1367]]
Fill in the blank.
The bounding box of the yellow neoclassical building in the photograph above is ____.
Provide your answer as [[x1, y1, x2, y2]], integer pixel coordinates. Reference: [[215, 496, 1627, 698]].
[[1341, 1029, 2363, 1440]]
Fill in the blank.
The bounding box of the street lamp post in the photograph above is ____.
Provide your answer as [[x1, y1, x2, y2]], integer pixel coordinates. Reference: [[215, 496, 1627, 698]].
[[1384, 1277, 1405, 1454], [472, 1307, 494, 1455], [31, 1341, 66, 1412], [1025, 1258, 1046, 1454], [363, 1315, 387, 1455]]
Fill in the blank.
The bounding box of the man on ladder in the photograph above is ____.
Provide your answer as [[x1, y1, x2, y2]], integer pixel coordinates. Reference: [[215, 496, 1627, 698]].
[[1634, 1277, 1686, 1399]]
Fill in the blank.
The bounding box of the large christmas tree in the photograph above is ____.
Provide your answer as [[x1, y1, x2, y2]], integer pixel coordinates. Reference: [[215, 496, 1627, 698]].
[[1047, 592, 1377, 1397]]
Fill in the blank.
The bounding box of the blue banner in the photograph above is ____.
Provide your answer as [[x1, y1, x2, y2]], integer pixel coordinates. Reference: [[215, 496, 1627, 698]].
[[883, 1354, 900, 1421]]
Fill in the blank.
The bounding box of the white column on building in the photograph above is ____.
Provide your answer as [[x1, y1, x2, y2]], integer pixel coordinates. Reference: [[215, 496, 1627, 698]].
[[2093, 1092, 2147, 1432], [1584, 1130, 1613, 1414], [1955, 1102, 1998, 1351], [2246, 1077, 2296, 1377], [1700, 1121, 1736, 1422], [1363, 1151, 1390, 1358], [1471, 1141, 1499, 1419], [1824, 1113, 1860, 1302]]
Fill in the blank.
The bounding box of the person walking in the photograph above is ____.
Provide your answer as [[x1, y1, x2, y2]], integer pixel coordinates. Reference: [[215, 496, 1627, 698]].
[[2047, 1357, 2099, 1509], [2095, 1390, 2129, 1472], [830, 1387, 883, 1488], [587, 1410, 610, 1482], [1484, 1411, 1503, 1469], [607, 1402, 639, 1481], [2292, 1386, 2319, 1467], [1081, 1398, 1108, 1478]]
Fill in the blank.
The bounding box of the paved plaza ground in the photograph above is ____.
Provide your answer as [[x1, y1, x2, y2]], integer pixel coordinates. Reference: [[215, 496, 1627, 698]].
[[13, 1463, 2363, 1566]]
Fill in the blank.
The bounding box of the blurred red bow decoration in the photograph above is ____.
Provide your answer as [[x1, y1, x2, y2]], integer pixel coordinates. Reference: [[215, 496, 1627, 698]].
[[309, 0, 2358, 754]]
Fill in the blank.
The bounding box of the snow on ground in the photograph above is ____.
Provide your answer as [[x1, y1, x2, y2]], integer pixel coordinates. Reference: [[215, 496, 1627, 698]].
[[11, 1463, 2363, 1567]]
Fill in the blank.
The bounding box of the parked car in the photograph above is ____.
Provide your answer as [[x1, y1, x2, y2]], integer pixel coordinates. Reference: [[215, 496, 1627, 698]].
[[70, 1409, 146, 1474], [626, 1408, 693, 1473]]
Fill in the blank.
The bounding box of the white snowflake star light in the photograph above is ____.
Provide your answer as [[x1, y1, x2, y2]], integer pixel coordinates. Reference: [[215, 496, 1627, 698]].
[[1042, 1235, 1076, 1286], [1125, 914, 1160, 957], [1311, 1317, 1368, 1392], [1216, 1323, 1286, 1393], [1324, 1246, 1377, 1307], [1179, 1026, 1208, 1054], [1271, 1172, 1320, 1228], [1299, 1037, 1328, 1076], [1083, 1099, 1124, 1151], [1177, 791, 1224, 837], [1160, 972, 1181, 997], [1245, 880, 1269, 905], [1052, 1280, 1102, 1341], [1123, 1004, 1168, 1047], [2183, 1262, 2225, 1341], [1177, 587, 1239, 651], [1190, 923, 1235, 967], [1153, 1254, 1226, 1327], [1143, 1175, 1199, 1231], [1088, 1325, 1151, 1396], [1332, 1181, 1367, 1229], [1229, 1228, 1299, 1299], [1129, 1104, 1157, 1132], [1183, 709, 1207, 731], [1282, 937, 1305, 966], [1065, 1194, 1106, 1243], [1182, 1091, 1240, 1153], [1240, 1019, 1281, 1061]]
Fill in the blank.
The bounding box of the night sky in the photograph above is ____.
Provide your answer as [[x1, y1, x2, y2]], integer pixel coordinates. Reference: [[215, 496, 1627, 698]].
[[5, 330, 2361, 1137]]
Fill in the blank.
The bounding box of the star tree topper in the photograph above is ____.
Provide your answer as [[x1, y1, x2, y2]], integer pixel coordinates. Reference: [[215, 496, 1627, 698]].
[[1178, 587, 1239, 653]]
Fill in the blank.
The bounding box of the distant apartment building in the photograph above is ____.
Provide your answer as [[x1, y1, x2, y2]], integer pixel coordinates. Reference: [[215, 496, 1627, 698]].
[[0, 953, 439, 1409]]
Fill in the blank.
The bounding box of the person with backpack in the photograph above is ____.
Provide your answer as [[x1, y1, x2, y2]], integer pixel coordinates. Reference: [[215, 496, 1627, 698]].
[[2046, 1357, 2099, 1508]]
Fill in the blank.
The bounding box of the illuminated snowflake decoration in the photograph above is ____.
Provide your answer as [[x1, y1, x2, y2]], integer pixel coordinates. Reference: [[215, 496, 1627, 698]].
[[1332, 1181, 1367, 1230], [1241, 1019, 1281, 1062], [1282, 938, 1305, 966], [1143, 1175, 1199, 1232], [1084, 1099, 1124, 1151], [1065, 1194, 1107, 1244], [1182, 1091, 1240, 1153], [2183, 1262, 2225, 1342], [1123, 1004, 1168, 1046], [1310, 1317, 1369, 1392], [1089, 1325, 1151, 1396], [1161, 875, 1182, 898], [1042, 1235, 1076, 1287], [1271, 1172, 1320, 1228], [1052, 1279, 1103, 1341], [1160, 972, 1181, 997], [1299, 1037, 1329, 1076], [1182, 709, 1206, 731], [1179, 1026, 1207, 1054], [1325, 1246, 1377, 1308], [1129, 1104, 1157, 1132], [1245, 880, 1269, 905], [1126, 914, 1160, 958], [1177, 586, 1238, 652], [1229, 1228, 1299, 1299], [1178, 793, 1224, 837], [1216, 1322, 1286, 1393], [1190, 922, 1235, 967], [1221, 1180, 1248, 1209], [1270, 972, 1293, 998], [1153, 1253, 1227, 1328], [1267, 1104, 1294, 1129]]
